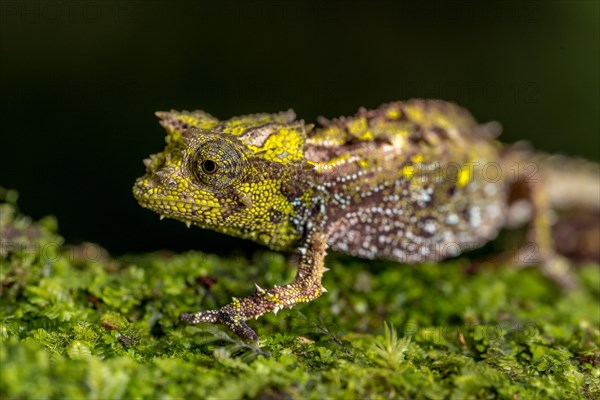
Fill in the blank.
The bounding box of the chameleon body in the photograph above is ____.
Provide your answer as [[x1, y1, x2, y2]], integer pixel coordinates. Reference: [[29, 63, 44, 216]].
[[133, 100, 597, 341]]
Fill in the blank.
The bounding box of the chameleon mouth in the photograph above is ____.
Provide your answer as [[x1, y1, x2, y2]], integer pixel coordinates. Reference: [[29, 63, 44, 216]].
[[132, 177, 159, 203], [132, 177, 217, 217], [133, 178, 174, 211]]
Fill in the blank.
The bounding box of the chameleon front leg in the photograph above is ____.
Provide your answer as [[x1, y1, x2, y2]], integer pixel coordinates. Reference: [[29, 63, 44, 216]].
[[181, 233, 329, 341]]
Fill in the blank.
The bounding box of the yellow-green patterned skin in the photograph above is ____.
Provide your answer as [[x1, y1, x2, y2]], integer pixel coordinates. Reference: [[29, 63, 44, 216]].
[[133, 109, 308, 251], [133, 100, 509, 340]]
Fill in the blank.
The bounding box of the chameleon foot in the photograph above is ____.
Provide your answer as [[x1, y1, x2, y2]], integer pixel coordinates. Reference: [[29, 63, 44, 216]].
[[539, 254, 579, 291], [180, 234, 328, 341], [180, 309, 259, 341]]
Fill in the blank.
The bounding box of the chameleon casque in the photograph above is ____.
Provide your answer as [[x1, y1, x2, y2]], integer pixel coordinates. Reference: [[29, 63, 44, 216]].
[[133, 100, 599, 341]]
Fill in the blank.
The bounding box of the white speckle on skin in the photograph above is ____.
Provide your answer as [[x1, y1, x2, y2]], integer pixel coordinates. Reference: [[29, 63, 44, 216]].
[[470, 207, 482, 227], [446, 214, 459, 225], [423, 220, 437, 234], [484, 183, 497, 196]]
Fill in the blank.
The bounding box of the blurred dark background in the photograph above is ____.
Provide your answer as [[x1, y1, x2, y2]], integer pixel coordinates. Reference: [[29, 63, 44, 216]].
[[1, 1, 598, 255]]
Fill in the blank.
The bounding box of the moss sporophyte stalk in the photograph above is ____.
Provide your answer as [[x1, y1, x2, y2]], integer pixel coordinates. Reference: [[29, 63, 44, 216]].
[[132, 100, 600, 341]]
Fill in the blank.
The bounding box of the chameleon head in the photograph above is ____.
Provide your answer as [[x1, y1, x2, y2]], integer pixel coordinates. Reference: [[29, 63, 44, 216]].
[[133, 110, 308, 249]]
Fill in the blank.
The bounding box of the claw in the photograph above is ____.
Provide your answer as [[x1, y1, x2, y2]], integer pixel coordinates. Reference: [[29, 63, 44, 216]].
[[180, 310, 258, 341], [231, 321, 259, 342]]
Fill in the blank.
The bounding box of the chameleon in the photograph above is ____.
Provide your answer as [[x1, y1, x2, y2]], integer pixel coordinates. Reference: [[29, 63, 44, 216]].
[[133, 100, 599, 341]]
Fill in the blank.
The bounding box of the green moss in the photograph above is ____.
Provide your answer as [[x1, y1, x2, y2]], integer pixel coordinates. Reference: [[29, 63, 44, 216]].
[[1, 189, 599, 399]]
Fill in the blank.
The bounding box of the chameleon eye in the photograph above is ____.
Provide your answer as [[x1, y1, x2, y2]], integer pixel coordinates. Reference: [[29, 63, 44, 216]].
[[201, 159, 218, 174], [192, 139, 245, 189]]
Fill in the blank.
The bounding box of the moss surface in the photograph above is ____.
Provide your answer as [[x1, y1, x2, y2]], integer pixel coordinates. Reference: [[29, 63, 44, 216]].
[[1, 189, 599, 399]]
